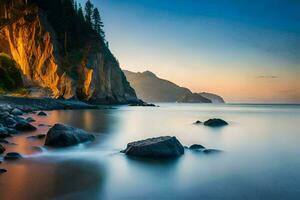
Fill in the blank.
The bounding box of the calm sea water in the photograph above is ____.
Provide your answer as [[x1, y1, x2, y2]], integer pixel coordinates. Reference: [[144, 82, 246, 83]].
[[1, 103, 300, 200]]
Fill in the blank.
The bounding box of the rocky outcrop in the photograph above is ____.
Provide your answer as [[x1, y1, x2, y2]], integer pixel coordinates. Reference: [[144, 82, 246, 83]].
[[198, 92, 225, 103], [0, 1, 138, 104], [121, 136, 184, 158], [44, 124, 95, 147]]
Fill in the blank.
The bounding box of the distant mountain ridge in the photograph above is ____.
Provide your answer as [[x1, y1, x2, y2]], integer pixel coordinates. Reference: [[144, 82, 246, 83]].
[[123, 70, 225, 103]]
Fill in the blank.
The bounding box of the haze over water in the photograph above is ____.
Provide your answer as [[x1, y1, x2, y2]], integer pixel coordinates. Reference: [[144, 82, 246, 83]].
[[1, 103, 300, 200]]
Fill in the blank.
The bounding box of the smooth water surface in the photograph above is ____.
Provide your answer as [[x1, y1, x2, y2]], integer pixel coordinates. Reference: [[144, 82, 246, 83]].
[[1, 104, 300, 200]]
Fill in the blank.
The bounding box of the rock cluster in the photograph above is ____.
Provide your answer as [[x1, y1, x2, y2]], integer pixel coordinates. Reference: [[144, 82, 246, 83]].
[[0, 104, 39, 173]]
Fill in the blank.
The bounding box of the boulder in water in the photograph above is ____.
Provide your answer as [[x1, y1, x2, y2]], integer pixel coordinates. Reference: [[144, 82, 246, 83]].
[[37, 111, 47, 116], [203, 118, 228, 127], [4, 152, 22, 160], [189, 144, 205, 150], [121, 136, 184, 158], [15, 121, 37, 132], [44, 124, 95, 147]]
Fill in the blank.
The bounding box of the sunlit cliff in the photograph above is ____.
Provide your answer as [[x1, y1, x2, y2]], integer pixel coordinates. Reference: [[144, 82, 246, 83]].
[[0, 0, 137, 104]]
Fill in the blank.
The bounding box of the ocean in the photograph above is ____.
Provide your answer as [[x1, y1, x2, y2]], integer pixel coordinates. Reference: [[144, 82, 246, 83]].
[[1, 103, 300, 200]]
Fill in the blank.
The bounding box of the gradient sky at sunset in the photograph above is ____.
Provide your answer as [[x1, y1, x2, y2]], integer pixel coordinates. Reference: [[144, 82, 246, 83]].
[[79, 0, 300, 103]]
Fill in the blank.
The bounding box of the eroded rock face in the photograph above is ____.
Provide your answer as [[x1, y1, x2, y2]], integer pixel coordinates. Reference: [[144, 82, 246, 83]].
[[44, 124, 95, 147], [0, 8, 138, 104], [121, 136, 184, 158]]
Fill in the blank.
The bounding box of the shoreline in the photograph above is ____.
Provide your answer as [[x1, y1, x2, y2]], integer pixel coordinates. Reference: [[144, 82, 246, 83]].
[[0, 96, 99, 111]]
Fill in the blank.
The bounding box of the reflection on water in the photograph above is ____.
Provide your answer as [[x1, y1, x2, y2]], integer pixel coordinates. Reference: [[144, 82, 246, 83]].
[[1, 104, 300, 200]]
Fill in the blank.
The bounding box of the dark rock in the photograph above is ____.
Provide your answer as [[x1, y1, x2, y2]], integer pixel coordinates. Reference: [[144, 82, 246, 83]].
[[194, 120, 202, 124], [0, 169, 7, 174], [203, 149, 222, 154], [44, 124, 95, 147], [0, 111, 11, 119], [203, 118, 228, 127], [0, 133, 12, 139], [121, 136, 184, 158], [11, 108, 23, 116], [129, 100, 157, 107], [27, 134, 46, 140], [0, 128, 8, 134], [15, 121, 37, 132], [0, 144, 5, 154], [4, 152, 22, 160], [5, 128, 18, 135], [0, 139, 10, 144], [37, 111, 47, 116], [0, 139, 16, 145], [189, 144, 206, 150], [5, 117, 17, 127], [26, 117, 36, 122], [38, 124, 51, 127]]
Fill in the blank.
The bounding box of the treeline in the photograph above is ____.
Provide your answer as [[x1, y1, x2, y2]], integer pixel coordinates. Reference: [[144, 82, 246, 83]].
[[28, 0, 106, 54]]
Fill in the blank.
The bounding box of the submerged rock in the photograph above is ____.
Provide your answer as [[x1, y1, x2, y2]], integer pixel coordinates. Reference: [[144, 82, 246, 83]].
[[26, 117, 36, 122], [189, 144, 205, 150], [0, 144, 5, 154], [37, 111, 47, 116], [203, 118, 228, 127], [44, 124, 95, 147], [27, 134, 46, 140], [203, 149, 222, 154], [15, 121, 37, 132], [121, 136, 184, 158], [4, 152, 22, 160], [194, 120, 202, 124]]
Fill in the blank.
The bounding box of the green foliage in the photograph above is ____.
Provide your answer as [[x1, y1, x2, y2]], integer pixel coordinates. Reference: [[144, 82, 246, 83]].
[[0, 53, 23, 91]]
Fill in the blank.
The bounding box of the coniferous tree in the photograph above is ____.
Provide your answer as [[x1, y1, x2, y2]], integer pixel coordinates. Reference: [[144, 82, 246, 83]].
[[84, 0, 93, 28], [77, 4, 85, 23], [92, 8, 105, 39]]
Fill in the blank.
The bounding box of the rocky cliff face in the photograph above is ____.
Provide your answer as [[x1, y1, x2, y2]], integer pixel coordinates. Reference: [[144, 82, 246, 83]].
[[0, 2, 138, 104]]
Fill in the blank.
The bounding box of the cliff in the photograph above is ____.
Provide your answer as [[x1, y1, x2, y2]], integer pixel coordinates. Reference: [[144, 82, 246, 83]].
[[123, 70, 192, 102], [0, 0, 138, 104], [123, 70, 224, 103], [198, 92, 225, 103]]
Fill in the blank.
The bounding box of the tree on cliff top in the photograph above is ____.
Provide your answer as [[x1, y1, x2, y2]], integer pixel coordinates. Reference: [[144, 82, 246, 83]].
[[92, 7, 105, 39], [84, 0, 93, 28]]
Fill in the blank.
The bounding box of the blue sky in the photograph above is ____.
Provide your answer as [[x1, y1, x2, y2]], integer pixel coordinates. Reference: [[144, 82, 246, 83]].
[[78, 0, 300, 103]]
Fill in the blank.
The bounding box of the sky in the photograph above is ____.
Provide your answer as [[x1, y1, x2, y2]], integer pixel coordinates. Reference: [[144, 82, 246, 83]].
[[79, 0, 300, 103]]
